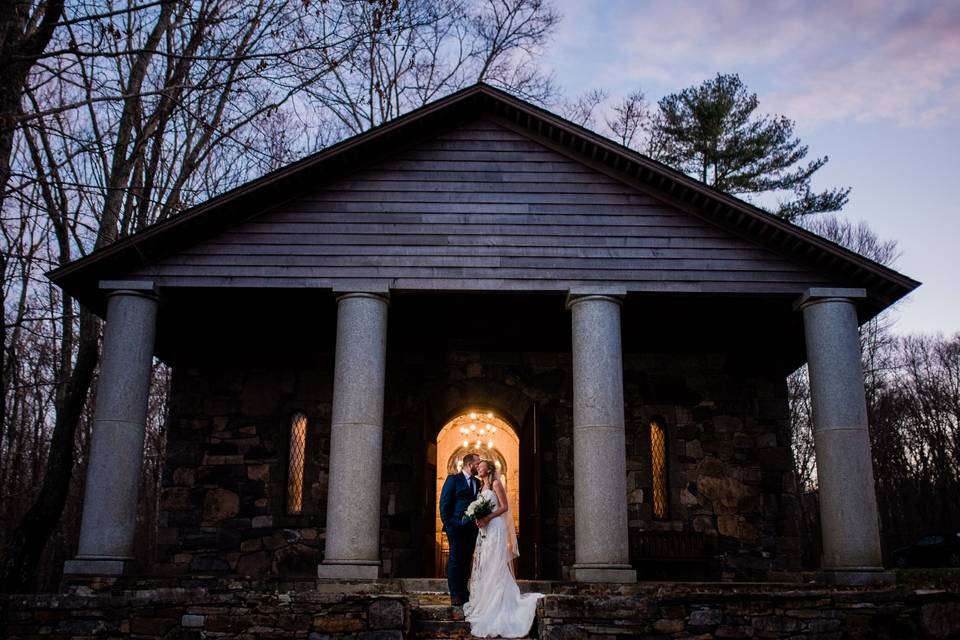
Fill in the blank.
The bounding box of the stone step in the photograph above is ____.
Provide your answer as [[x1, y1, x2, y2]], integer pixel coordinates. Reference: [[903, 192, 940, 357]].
[[410, 619, 535, 639], [401, 578, 448, 593], [410, 604, 535, 639], [413, 604, 466, 622], [410, 605, 469, 639], [399, 578, 553, 595]]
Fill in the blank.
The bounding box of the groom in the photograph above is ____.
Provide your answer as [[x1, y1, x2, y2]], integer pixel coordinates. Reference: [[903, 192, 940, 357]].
[[439, 452, 481, 606]]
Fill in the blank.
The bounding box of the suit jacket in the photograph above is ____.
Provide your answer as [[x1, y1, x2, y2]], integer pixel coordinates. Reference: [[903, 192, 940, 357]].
[[439, 472, 480, 533]]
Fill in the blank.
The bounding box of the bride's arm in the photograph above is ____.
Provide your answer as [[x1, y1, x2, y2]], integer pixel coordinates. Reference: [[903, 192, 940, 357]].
[[479, 479, 509, 527]]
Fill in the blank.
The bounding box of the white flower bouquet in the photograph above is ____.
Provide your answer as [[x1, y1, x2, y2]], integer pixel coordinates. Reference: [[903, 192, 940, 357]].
[[465, 495, 494, 523]]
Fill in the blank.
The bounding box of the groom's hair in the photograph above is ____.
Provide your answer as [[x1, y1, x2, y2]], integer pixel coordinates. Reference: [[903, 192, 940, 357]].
[[463, 453, 480, 465]]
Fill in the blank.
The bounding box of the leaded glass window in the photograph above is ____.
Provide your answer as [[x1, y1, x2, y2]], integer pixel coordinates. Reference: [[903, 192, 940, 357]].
[[287, 412, 307, 514], [650, 417, 668, 520]]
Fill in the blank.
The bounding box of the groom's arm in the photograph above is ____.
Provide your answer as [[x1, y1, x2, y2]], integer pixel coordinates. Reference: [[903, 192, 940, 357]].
[[439, 475, 456, 530]]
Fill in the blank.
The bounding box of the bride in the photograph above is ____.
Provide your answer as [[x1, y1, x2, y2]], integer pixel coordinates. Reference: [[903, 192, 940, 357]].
[[463, 460, 543, 638]]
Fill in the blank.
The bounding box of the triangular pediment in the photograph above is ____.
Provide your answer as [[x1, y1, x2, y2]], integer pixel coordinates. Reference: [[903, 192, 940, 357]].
[[127, 117, 834, 296], [48, 84, 918, 318]]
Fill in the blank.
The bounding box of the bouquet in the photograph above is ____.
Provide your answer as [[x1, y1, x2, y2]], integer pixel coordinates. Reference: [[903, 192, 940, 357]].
[[464, 495, 494, 537]]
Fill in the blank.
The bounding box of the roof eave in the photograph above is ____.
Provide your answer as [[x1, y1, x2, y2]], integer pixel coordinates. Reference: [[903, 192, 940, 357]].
[[47, 82, 921, 316]]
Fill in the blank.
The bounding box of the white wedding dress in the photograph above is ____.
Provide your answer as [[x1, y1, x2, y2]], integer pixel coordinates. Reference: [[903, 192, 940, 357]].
[[463, 488, 543, 638]]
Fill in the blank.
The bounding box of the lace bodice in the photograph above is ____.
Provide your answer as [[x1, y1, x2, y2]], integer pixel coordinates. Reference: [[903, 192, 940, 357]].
[[479, 487, 498, 509]]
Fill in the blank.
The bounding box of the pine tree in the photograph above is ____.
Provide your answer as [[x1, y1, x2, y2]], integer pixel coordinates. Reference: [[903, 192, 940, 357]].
[[650, 73, 849, 221]]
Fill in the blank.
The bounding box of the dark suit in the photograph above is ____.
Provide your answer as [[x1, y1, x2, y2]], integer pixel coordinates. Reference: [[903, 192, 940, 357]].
[[439, 472, 480, 602]]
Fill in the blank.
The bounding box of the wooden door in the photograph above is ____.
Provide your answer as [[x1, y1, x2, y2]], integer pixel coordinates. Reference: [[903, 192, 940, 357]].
[[421, 407, 438, 577], [519, 402, 543, 578]]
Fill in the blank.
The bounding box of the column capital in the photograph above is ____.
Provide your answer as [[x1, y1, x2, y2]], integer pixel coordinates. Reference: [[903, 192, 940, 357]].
[[99, 280, 159, 301], [793, 287, 866, 312], [335, 291, 390, 305], [565, 292, 624, 310]]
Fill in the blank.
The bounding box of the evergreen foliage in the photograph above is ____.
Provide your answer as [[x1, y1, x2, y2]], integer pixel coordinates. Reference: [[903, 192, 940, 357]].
[[650, 73, 849, 220]]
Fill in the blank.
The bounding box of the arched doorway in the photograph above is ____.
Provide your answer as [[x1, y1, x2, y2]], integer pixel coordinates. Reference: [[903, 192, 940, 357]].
[[434, 410, 520, 576]]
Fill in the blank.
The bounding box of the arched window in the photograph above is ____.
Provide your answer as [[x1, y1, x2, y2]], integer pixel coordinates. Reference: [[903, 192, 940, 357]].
[[650, 416, 669, 520], [287, 412, 308, 514]]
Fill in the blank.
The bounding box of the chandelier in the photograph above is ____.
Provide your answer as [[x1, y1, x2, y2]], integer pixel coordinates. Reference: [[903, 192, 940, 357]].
[[460, 412, 497, 450]]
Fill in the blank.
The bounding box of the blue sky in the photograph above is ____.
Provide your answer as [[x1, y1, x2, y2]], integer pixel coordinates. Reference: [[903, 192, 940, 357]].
[[540, 0, 959, 336]]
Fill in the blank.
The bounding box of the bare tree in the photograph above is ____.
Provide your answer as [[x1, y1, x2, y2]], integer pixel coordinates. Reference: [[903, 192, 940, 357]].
[[1, 0, 355, 592], [1, 0, 560, 592], [300, 0, 558, 136], [557, 88, 606, 128], [0, 0, 65, 212], [604, 90, 650, 149]]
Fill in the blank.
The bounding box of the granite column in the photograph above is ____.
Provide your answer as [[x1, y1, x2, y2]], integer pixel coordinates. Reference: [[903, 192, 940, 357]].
[[317, 292, 389, 580], [566, 294, 636, 583], [797, 287, 889, 585], [64, 281, 159, 576]]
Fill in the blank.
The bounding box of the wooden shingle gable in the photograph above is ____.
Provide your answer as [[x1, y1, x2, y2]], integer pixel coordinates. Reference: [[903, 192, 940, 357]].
[[124, 118, 834, 297], [47, 84, 919, 319]]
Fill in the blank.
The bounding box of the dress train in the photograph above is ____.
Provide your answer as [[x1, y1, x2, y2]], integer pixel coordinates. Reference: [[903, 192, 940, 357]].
[[463, 489, 543, 638]]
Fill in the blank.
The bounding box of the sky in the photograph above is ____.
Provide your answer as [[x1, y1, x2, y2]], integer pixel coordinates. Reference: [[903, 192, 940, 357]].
[[540, 0, 959, 336]]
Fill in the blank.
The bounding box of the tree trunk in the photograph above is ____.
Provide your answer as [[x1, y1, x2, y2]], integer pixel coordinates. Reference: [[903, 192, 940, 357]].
[[0, 309, 99, 593]]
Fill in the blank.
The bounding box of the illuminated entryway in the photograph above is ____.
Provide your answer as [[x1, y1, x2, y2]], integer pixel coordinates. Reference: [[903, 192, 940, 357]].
[[435, 410, 520, 575]]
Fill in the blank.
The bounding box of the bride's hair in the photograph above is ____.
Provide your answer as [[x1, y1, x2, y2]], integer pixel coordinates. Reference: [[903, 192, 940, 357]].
[[479, 459, 497, 490]]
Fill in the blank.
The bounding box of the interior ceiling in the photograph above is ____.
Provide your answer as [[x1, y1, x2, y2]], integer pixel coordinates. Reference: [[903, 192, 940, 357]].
[[155, 289, 807, 374]]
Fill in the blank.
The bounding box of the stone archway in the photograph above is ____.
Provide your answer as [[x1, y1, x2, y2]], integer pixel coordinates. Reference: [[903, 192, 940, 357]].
[[434, 410, 520, 576]]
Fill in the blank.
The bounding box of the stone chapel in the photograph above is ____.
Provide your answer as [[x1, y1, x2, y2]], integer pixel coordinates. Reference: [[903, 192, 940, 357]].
[[49, 84, 919, 586]]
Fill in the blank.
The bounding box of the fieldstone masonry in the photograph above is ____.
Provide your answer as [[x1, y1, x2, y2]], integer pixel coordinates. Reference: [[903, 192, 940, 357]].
[[157, 364, 331, 578], [155, 338, 799, 581], [3, 581, 959, 639], [535, 582, 960, 639], [624, 351, 802, 580], [2, 588, 410, 639]]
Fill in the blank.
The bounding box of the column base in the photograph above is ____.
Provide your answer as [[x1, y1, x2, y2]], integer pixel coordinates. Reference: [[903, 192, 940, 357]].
[[63, 557, 133, 576], [317, 561, 380, 581], [571, 564, 637, 583], [822, 567, 896, 586]]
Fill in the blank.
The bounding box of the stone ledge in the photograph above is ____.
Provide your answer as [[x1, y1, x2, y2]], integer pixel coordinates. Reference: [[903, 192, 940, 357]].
[[2, 590, 410, 639], [5, 582, 959, 639]]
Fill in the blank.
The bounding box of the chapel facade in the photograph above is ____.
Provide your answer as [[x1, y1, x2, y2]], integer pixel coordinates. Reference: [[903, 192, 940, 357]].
[[49, 84, 918, 585]]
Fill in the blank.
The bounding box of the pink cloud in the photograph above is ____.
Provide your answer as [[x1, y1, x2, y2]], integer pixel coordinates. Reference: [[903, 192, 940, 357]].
[[556, 0, 960, 127]]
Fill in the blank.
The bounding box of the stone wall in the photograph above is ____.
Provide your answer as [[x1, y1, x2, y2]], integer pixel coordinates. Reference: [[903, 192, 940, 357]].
[[623, 351, 801, 580], [537, 582, 960, 639], [158, 364, 332, 578], [158, 342, 798, 580], [4, 582, 959, 639], [2, 589, 408, 639]]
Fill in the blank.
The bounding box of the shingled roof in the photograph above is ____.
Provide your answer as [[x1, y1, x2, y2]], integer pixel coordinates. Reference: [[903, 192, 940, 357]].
[[47, 83, 919, 318]]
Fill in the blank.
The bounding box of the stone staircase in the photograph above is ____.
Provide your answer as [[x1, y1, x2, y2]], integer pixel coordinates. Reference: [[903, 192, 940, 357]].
[[400, 579, 543, 639]]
